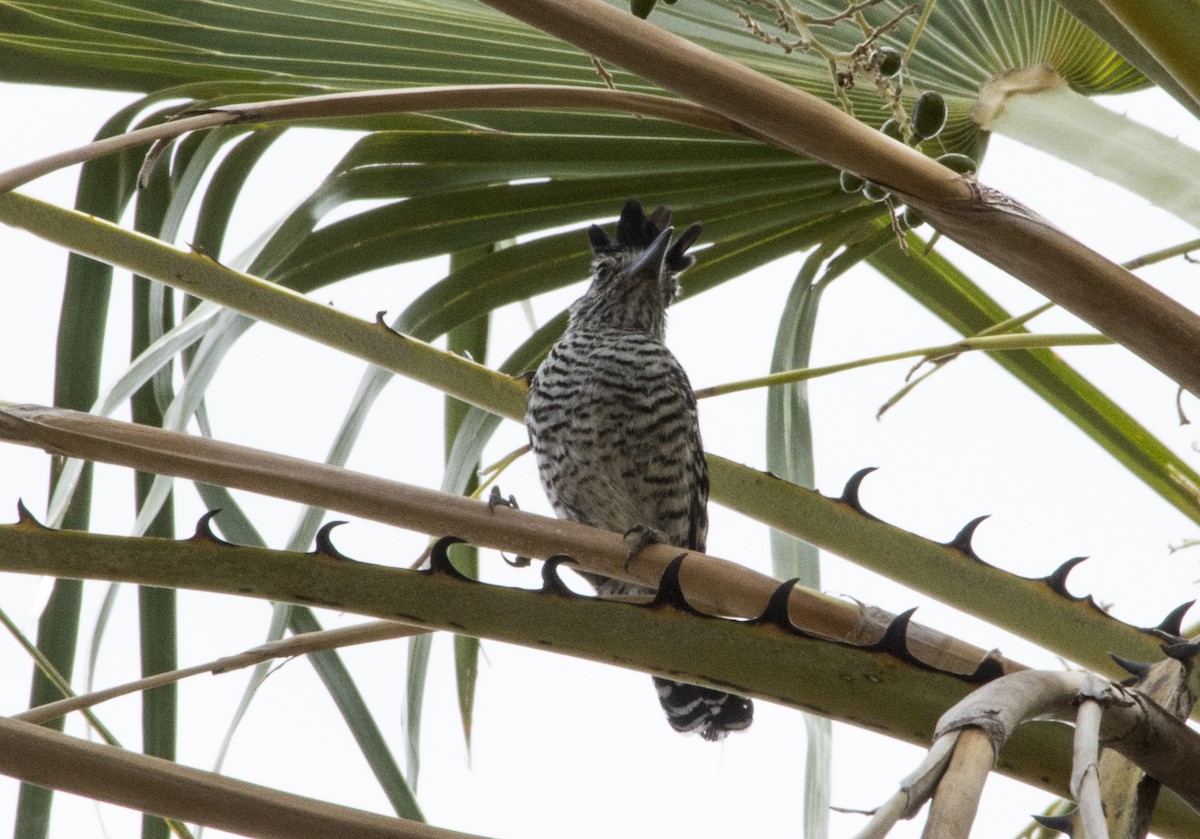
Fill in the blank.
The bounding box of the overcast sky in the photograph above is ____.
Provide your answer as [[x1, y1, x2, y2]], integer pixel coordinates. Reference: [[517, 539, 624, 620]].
[[1, 79, 1199, 838]]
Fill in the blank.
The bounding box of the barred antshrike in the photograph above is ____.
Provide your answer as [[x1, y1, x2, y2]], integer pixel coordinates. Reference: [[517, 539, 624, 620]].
[[526, 198, 753, 740]]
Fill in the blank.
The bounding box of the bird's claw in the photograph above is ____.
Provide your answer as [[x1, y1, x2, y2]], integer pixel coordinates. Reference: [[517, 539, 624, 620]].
[[487, 486, 518, 512], [623, 524, 669, 571]]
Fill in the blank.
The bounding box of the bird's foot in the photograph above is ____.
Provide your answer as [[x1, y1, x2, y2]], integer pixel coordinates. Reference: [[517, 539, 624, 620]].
[[487, 485, 518, 512], [622, 524, 670, 571]]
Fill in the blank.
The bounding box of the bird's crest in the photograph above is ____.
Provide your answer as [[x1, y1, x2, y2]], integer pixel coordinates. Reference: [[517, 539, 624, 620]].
[[588, 198, 702, 273]]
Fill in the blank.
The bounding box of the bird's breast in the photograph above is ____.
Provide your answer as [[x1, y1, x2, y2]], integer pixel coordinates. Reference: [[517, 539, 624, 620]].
[[526, 329, 704, 546]]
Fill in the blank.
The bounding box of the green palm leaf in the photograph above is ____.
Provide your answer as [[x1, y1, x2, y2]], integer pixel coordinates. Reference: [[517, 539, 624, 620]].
[[3, 0, 1197, 835]]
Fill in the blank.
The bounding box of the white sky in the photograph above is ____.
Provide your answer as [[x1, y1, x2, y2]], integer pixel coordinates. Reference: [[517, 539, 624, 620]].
[[1, 79, 1199, 839]]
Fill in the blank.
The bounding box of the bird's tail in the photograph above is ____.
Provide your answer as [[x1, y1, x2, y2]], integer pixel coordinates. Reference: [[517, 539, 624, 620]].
[[653, 678, 754, 741], [593, 577, 755, 740]]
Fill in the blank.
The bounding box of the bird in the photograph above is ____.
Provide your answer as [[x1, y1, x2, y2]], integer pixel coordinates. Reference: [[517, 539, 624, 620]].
[[526, 198, 754, 741]]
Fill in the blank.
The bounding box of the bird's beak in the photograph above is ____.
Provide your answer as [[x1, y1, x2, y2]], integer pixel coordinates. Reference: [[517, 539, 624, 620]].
[[629, 226, 673, 280]]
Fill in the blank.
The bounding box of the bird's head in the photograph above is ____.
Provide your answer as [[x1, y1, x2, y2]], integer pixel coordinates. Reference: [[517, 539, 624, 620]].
[[568, 198, 703, 338]]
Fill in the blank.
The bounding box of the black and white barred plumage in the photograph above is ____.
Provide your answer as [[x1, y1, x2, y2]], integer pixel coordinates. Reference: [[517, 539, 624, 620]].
[[526, 198, 753, 741]]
